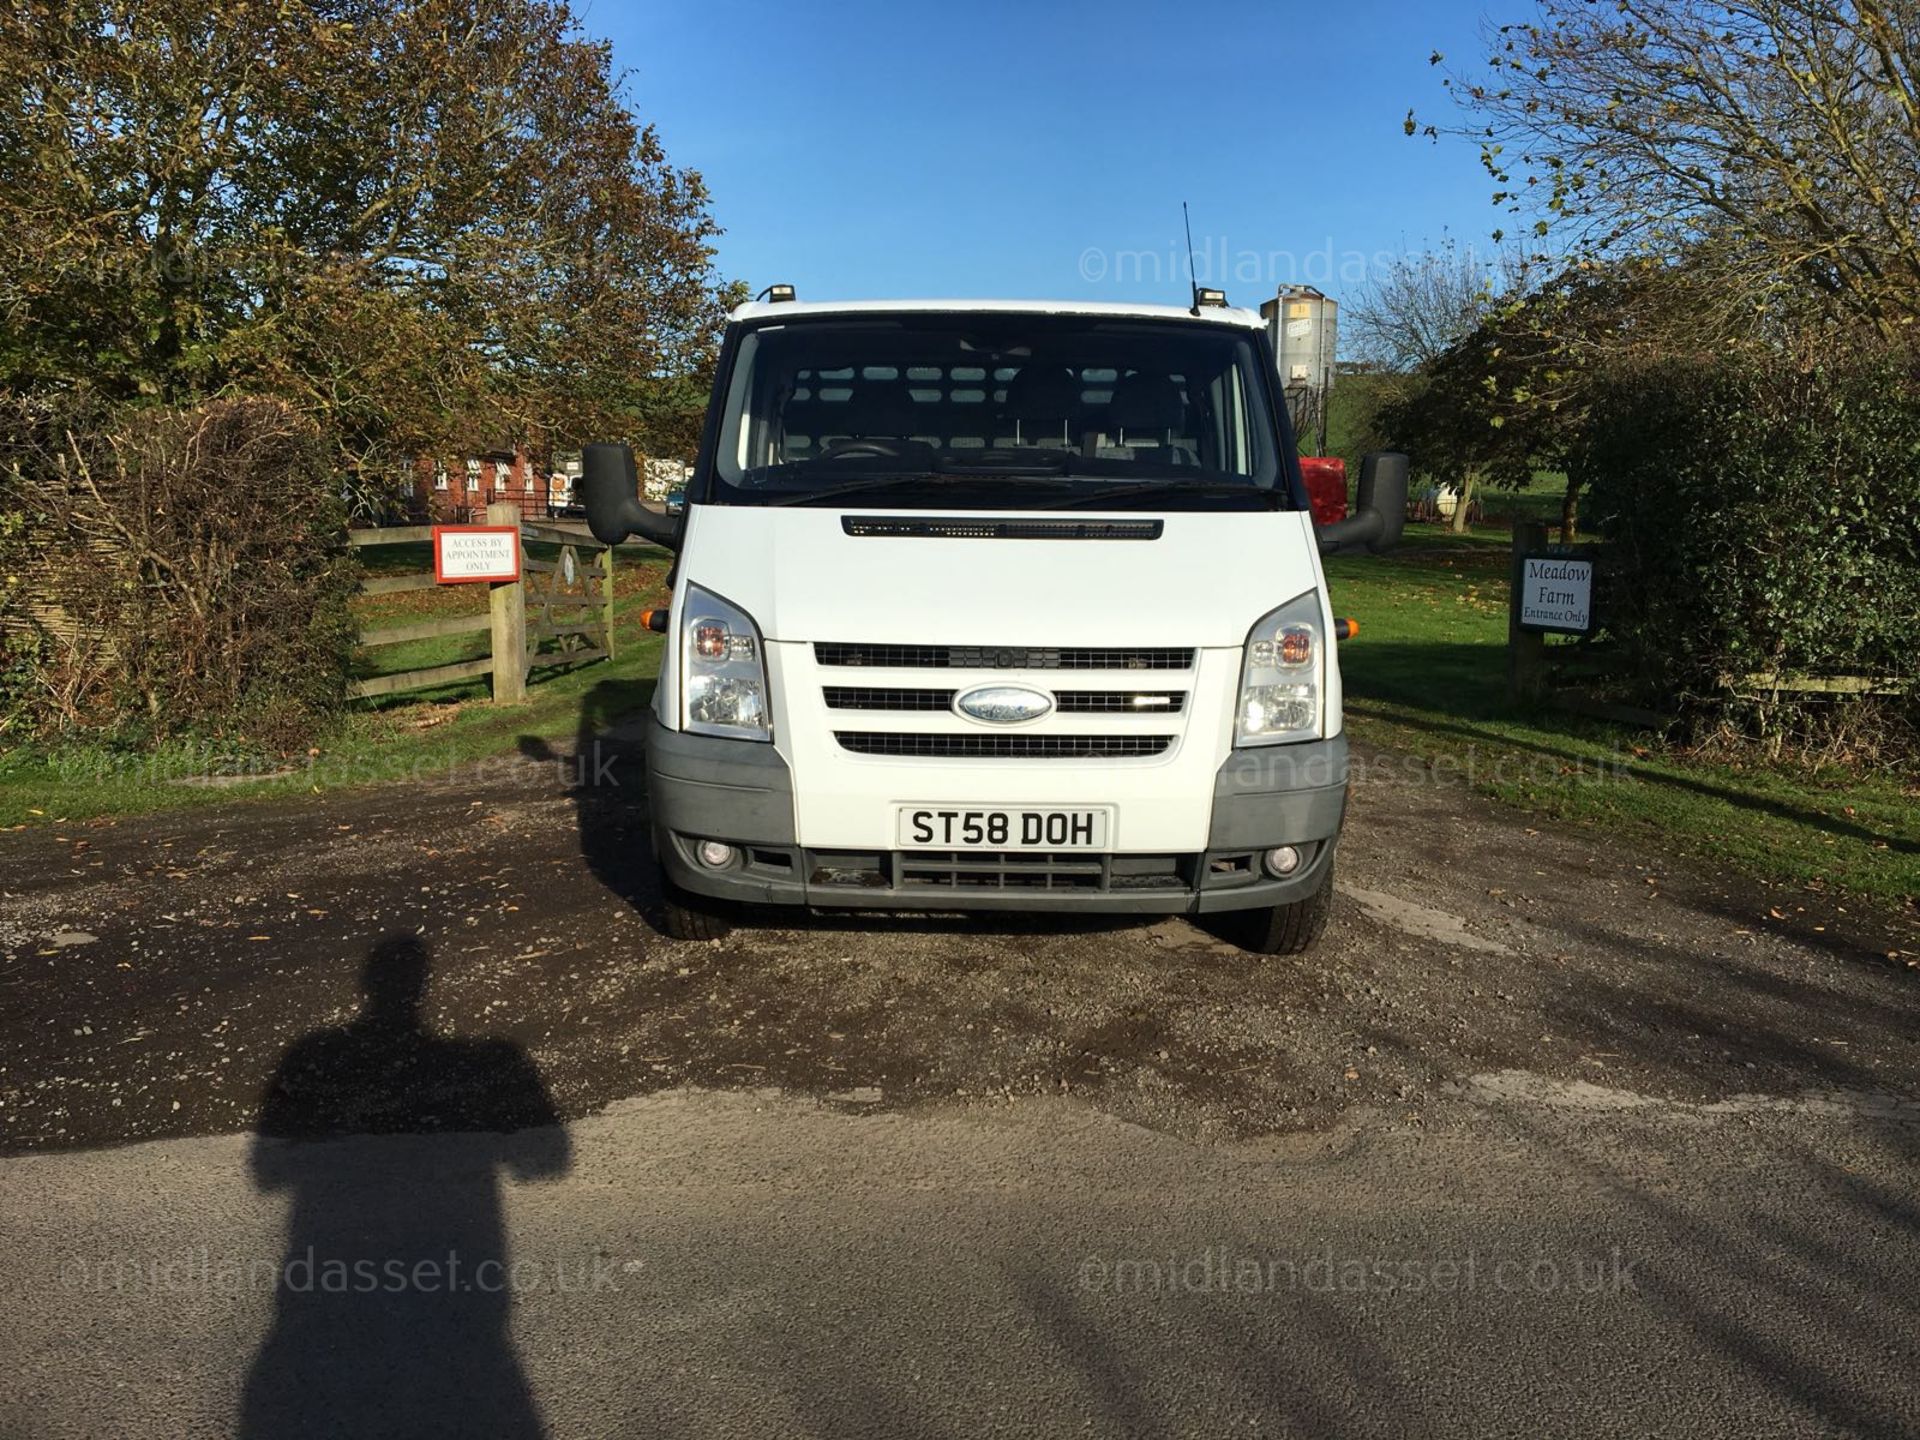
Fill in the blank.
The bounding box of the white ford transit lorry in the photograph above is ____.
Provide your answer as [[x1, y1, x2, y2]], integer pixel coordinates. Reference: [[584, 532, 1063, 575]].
[[582, 294, 1406, 953]]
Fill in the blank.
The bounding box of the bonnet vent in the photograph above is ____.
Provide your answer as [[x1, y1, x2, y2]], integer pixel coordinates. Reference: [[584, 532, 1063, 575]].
[[840, 516, 1162, 541]]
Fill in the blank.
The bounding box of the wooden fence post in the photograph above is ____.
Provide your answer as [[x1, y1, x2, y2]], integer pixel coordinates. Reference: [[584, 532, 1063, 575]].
[[602, 539, 616, 660], [1508, 520, 1548, 705], [488, 501, 528, 704]]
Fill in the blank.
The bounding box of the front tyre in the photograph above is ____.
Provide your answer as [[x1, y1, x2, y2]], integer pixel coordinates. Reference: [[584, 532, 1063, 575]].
[[657, 872, 734, 942], [1214, 863, 1333, 956]]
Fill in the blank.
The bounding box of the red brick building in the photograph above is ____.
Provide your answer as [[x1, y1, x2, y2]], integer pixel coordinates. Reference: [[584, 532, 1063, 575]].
[[411, 447, 576, 521]]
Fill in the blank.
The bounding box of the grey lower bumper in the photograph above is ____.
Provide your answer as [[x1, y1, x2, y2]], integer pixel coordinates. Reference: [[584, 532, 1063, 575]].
[[648, 720, 1347, 915], [1209, 736, 1348, 849]]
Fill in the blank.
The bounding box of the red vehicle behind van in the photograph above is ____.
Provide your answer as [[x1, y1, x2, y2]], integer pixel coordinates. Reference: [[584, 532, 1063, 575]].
[[1299, 456, 1348, 527]]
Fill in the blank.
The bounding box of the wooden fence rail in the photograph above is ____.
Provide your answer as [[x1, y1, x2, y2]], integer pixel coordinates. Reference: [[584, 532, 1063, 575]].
[[347, 502, 615, 704]]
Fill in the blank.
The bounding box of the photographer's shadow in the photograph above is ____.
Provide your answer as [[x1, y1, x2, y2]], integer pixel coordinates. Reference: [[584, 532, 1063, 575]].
[[519, 677, 661, 915], [241, 934, 570, 1439]]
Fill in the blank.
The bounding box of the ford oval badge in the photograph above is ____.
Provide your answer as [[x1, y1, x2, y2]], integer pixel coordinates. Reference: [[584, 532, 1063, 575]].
[[954, 684, 1054, 725]]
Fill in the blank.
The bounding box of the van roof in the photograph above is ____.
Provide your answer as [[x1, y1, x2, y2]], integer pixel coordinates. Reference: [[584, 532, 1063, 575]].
[[727, 297, 1268, 330]]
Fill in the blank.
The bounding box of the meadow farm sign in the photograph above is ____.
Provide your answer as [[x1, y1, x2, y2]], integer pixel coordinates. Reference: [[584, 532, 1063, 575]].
[[1517, 555, 1593, 635]]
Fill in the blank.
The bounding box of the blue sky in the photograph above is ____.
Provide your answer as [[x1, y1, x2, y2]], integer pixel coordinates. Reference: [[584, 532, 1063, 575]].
[[592, 0, 1521, 307]]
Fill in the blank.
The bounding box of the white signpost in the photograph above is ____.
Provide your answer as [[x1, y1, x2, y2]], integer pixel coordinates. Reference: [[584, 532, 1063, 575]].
[[1518, 555, 1593, 634]]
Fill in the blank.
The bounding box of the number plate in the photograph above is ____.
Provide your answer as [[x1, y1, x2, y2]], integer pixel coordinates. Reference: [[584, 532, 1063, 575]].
[[896, 806, 1111, 851]]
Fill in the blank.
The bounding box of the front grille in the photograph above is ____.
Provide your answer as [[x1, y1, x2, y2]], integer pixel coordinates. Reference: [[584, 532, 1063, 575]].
[[823, 686, 1186, 714], [1055, 690, 1187, 713], [808, 849, 1197, 893], [834, 731, 1173, 758], [815, 643, 1194, 671], [823, 686, 954, 711], [901, 850, 1107, 890]]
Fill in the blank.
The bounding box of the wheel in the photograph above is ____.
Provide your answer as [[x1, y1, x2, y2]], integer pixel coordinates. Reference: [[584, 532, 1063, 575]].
[[656, 873, 734, 942], [1213, 862, 1334, 956]]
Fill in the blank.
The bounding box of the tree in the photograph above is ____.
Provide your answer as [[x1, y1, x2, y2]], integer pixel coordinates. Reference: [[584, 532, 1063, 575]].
[[0, 0, 732, 510], [1350, 241, 1532, 531], [1432, 1, 1920, 342], [1378, 289, 1577, 538], [1347, 239, 1508, 373], [1376, 257, 1731, 541]]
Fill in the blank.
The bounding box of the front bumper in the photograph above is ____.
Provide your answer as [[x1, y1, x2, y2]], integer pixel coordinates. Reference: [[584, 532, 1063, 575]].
[[646, 718, 1346, 915]]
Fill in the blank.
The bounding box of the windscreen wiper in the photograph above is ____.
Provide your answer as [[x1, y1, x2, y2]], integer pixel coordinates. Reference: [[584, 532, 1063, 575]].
[[1038, 479, 1284, 510], [765, 472, 1071, 507]]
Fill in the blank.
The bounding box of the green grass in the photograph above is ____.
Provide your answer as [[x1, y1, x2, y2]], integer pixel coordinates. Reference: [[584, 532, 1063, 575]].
[[0, 544, 672, 828], [1476, 471, 1569, 527], [1326, 530, 1920, 907]]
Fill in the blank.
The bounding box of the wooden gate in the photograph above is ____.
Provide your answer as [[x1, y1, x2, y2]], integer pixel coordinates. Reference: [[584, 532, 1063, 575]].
[[520, 519, 615, 677], [347, 503, 614, 705]]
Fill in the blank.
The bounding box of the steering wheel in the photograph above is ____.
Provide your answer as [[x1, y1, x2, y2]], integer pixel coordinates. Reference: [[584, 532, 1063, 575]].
[[820, 439, 903, 461]]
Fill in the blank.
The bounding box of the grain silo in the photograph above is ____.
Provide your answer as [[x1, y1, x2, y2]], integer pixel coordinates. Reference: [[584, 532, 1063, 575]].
[[1259, 285, 1338, 455]]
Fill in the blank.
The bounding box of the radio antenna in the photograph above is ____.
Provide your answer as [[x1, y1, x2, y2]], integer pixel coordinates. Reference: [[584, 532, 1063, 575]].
[[1182, 201, 1200, 314]]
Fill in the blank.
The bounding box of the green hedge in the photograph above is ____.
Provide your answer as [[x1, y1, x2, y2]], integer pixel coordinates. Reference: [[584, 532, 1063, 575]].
[[1, 396, 358, 750], [1581, 358, 1920, 729]]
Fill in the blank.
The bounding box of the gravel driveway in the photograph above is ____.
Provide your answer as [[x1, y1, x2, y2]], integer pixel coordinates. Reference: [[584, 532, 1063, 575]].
[[3, 705, 1917, 1436]]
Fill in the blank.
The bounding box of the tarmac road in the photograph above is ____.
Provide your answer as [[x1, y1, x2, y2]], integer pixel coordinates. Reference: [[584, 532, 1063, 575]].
[[3, 697, 1918, 1437]]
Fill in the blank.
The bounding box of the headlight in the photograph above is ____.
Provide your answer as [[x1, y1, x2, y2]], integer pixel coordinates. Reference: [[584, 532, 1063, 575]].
[[1235, 591, 1323, 746], [680, 584, 771, 741]]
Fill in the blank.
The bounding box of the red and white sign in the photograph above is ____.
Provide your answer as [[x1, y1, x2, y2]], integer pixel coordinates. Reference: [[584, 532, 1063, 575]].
[[432, 525, 521, 584]]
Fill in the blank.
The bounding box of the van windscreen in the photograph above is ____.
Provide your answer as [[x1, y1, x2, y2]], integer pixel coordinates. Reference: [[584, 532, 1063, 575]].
[[706, 313, 1292, 510]]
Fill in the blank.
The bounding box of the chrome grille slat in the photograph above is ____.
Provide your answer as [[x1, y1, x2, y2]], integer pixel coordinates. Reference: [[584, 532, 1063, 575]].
[[1054, 690, 1187, 714], [822, 686, 955, 711], [814, 643, 1194, 671], [834, 732, 1173, 758], [822, 686, 1187, 714]]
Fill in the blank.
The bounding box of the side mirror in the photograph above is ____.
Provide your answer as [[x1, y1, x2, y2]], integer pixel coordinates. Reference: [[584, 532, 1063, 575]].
[[1316, 450, 1408, 556], [581, 443, 679, 550]]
